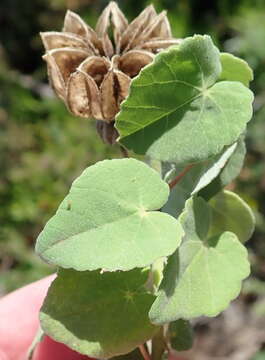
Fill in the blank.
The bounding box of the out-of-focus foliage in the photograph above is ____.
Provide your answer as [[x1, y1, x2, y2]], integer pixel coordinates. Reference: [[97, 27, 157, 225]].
[[0, 0, 264, 306]]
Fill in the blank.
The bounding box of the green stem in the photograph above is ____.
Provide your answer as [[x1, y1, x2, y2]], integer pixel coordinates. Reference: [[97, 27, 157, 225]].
[[151, 327, 167, 360], [26, 326, 44, 359]]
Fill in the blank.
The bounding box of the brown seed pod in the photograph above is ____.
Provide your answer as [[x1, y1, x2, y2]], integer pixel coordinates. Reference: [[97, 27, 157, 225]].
[[40, 2, 181, 124]]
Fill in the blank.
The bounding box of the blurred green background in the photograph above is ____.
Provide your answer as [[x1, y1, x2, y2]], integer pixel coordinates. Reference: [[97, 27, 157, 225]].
[[0, 0, 265, 357]]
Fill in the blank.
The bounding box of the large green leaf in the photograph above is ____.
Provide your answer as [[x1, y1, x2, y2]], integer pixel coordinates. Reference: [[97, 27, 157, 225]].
[[199, 138, 246, 200], [162, 142, 238, 218], [116, 35, 253, 165], [40, 268, 158, 359], [219, 53, 253, 87], [208, 190, 255, 243], [36, 159, 183, 271], [149, 197, 250, 324]]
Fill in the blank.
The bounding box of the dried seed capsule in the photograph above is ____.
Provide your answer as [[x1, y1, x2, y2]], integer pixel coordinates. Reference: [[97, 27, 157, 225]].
[[40, 2, 181, 125]]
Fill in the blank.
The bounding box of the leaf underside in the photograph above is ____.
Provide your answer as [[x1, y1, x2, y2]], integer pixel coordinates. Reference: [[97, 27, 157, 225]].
[[162, 141, 239, 218], [199, 137, 246, 200]]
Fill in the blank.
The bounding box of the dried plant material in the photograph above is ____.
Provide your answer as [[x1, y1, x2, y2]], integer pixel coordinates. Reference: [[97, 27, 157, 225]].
[[41, 2, 181, 124], [119, 50, 154, 77], [96, 120, 119, 145]]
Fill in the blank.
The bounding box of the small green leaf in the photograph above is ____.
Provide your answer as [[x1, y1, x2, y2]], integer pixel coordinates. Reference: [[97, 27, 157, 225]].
[[199, 138, 246, 200], [219, 53, 253, 87], [168, 320, 193, 351], [36, 159, 183, 271], [40, 268, 158, 359], [116, 35, 253, 165], [162, 143, 238, 218], [209, 190, 255, 243], [149, 197, 250, 324]]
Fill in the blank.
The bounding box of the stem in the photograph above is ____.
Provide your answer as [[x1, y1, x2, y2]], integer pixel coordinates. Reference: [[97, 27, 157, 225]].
[[139, 344, 151, 360], [168, 164, 194, 190], [96, 120, 118, 145], [26, 326, 44, 359], [119, 145, 129, 158], [151, 327, 166, 360]]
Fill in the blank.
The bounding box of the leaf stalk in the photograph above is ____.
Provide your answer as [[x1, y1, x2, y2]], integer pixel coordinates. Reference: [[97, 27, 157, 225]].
[[139, 343, 151, 360], [168, 164, 194, 190]]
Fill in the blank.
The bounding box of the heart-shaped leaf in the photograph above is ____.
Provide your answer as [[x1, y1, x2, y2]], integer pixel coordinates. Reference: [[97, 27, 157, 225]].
[[149, 197, 250, 324], [116, 35, 253, 165], [208, 190, 255, 243], [40, 268, 158, 359], [35, 158, 183, 271], [219, 53, 253, 87]]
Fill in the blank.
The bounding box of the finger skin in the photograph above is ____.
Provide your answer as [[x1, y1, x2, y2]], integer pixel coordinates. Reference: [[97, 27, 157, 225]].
[[32, 335, 90, 360], [0, 275, 93, 360]]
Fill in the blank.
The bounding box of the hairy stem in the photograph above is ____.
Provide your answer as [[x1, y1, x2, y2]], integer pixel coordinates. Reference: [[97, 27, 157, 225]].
[[119, 145, 129, 158], [151, 327, 166, 360], [168, 164, 194, 190], [139, 343, 151, 360]]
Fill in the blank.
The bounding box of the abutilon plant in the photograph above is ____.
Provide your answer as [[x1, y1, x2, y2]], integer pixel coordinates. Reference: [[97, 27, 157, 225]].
[[34, 2, 255, 360]]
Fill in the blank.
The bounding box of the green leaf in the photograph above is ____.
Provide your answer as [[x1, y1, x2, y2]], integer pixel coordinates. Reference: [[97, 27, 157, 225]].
[[149, 197, 250, 324], [199, 138, 246, 200], [167, 320, 193, 351], [40, 268, 158, 359], [116, 35, 253, 165], [219, 53, 253, 87], [35, 159, 183, 271], [208, 190, 255, 243], [162, 142, 238, 218]]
